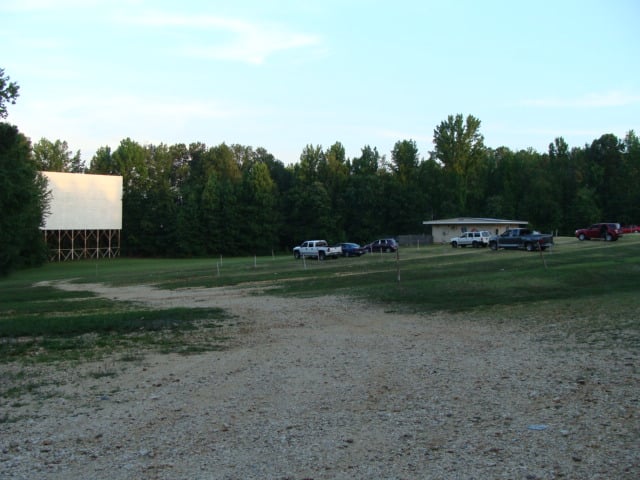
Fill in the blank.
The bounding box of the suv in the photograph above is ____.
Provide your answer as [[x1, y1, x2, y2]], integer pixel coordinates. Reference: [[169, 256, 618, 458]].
[[450, 231, 490, 248], [364, 238, 398, 253], [575, 223, 622, 241]]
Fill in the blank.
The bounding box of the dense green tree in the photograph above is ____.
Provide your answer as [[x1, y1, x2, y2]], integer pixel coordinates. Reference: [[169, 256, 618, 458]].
[[318, 142, 349, 239], [572, 186, 602, 226], [585, 134, 625, 222], [432, 114, 486, 213], [33, 138, 84, 172], [386, 140, 425, 234], [0, 123, 48, 274], [89, 146, 114, 174], [167, 143, 191, 192], [208, 144, 243, 255], [297, 144, 324, 184], [175, 142, 211, 256], [283, 144, 341, 243], [141, 144, 179, 256], [342, 146, 385, 243], [211, 143, 242, 183], [0, 68, 19, 119], [106, 138, 151, 255], [239, 161, 279, 253], [350, 145, 380, 175], [621, 131, 640, 224], [283, 180, 334, 244], [520, 152, 563, 232], [0, 70, 48, 274], [200, 170, 223, 253], [391, 139, 419, 185], [547, 138, 577, 231], [417, 156, 446, 223]]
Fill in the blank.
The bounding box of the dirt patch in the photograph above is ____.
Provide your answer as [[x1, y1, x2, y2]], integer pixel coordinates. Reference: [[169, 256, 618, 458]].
[[2, 282, 638, 479]]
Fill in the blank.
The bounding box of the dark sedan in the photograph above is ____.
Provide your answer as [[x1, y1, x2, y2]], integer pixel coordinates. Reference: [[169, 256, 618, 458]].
[[364, 238, 398, 253], [338, 242, 367, 257]]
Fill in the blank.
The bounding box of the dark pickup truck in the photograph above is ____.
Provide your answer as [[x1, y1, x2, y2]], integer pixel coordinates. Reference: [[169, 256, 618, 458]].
[[489, 228, 554, 251]]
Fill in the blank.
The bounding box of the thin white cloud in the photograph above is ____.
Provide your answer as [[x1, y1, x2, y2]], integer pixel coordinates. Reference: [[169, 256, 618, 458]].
[[13, 92, 265, 160], [521, 91, 640, 108], [25, 93, 255, 123], [120, 11, 322, 65], [0, 0, 107, 11]]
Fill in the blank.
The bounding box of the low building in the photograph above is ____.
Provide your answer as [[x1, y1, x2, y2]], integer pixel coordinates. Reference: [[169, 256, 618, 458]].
[[423, 217, 528, 244]]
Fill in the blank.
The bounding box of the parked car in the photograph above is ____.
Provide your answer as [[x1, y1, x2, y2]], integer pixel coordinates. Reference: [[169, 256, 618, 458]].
[[620, 224, 640, 234], [489, 228, 554, 251], [450, 231, 491, 248], [364, 238, 398, 253], [338, 242, 367, 257], [575, 223, 623, 241], [293, 240, 342, 260]]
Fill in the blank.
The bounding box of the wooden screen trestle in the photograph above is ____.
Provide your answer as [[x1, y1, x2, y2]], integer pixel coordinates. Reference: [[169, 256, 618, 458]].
[[43, 229, 121, 261]]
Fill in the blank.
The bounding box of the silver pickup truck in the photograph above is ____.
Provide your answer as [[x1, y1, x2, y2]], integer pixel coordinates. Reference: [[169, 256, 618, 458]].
[[293, 240, 342, 260]]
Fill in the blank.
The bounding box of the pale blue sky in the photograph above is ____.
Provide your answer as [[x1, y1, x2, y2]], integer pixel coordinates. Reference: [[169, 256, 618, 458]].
[[2, 0, 639, 165]]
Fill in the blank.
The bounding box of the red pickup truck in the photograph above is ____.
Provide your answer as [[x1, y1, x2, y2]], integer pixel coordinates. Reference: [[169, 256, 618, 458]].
[[575, 223, 623, 241]]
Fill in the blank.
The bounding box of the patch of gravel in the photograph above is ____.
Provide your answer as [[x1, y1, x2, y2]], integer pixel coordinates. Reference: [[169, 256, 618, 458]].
[[1, 282, 638, 479]]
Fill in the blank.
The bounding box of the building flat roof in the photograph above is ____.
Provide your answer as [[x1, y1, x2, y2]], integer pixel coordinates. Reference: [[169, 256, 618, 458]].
[[422, 217, 528, 225]]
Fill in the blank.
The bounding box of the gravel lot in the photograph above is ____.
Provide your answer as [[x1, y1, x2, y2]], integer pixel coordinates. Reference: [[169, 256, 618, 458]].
[[1, 282, 638, 479]]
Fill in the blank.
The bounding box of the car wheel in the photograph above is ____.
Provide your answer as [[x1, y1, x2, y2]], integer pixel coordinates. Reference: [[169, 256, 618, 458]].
[[319, 251, 326, 260], [451, 241, 457, 248], [605, 233, 613, 241], [472, 241, 478, 248], [525, 242, 533, 252], [490, 242, 497, 251], [385, 247, 391, 253], [578, 233, 586, 241], [294, 251, 300, 259]]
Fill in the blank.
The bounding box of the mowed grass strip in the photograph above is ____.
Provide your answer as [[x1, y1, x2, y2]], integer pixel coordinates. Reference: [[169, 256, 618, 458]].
[[0, 306, 229, 363], [1, 235, 638, 361], [0, 279, 229, 362], [0, 307, 225, 337]]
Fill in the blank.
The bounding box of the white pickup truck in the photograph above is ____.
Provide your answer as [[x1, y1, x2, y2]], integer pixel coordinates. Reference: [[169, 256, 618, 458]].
[[293, 240, 342, 260]]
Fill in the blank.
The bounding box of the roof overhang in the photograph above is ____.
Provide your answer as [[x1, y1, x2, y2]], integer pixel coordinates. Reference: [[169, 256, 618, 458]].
[[423, 217, 528, 226]]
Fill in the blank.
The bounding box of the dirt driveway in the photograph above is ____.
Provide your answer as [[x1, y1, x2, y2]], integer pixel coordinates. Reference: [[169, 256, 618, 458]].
[[1, 282, 638, 479]]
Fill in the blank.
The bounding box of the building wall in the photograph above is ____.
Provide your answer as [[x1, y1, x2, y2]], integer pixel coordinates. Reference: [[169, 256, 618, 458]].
[[432, 223, 521, 244]]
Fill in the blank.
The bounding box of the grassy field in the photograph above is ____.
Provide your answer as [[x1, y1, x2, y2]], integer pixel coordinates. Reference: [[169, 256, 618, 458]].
[[1, 235, 639, 364]]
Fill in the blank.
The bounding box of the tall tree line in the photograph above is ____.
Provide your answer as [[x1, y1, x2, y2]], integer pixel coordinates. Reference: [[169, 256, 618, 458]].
[[73, 114, 638, 257], [2, 86, 639, 266]]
